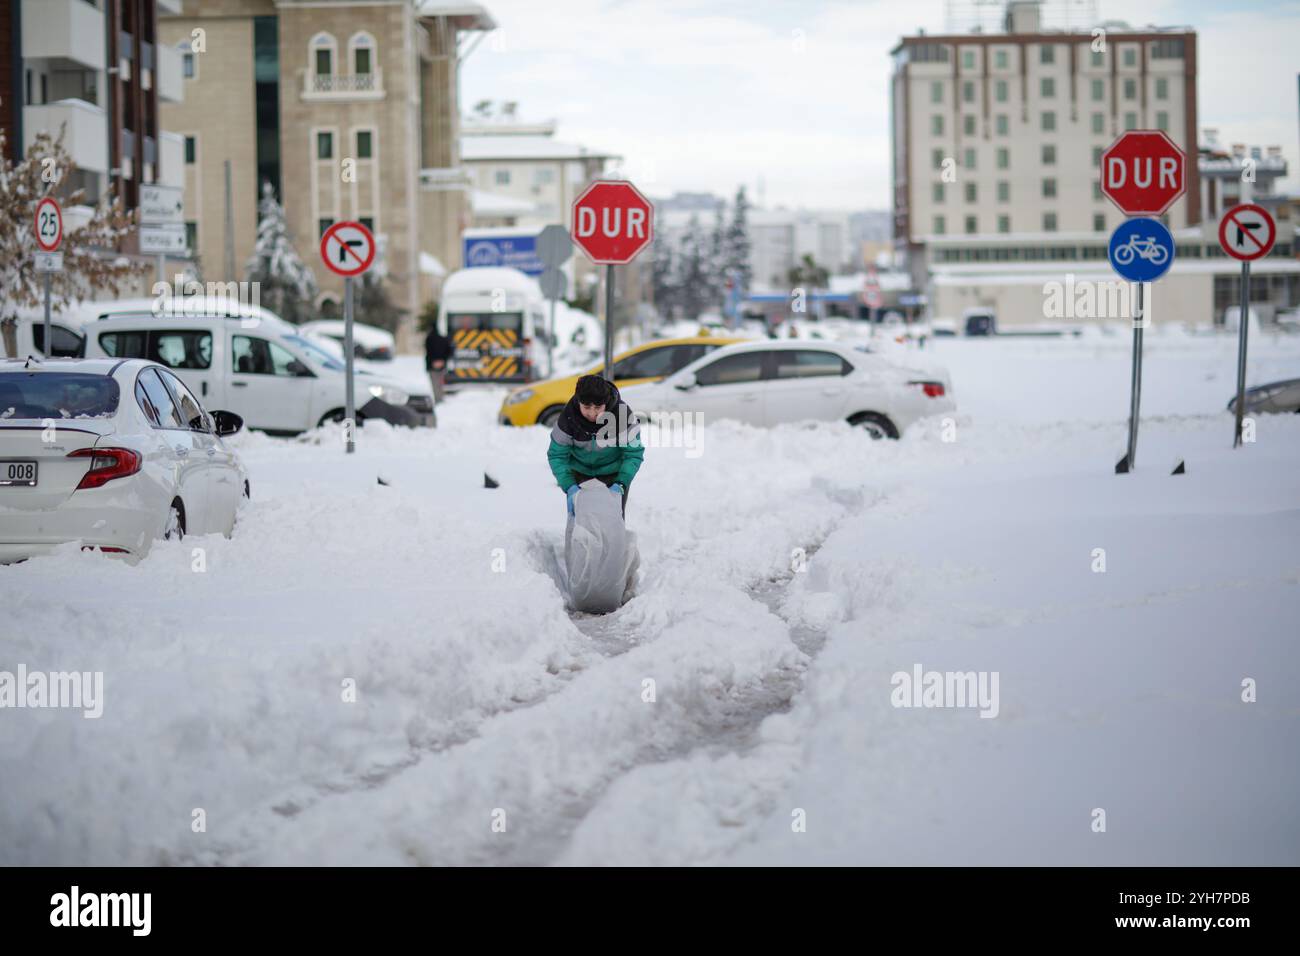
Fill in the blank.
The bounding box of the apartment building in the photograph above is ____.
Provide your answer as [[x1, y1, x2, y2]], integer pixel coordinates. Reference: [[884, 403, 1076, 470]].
[[2, 0, 185, 260], [159, 0, 494, 349]]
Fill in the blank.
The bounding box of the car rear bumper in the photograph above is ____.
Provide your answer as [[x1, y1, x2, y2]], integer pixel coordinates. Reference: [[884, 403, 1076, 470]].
[[0, 498, 157, 563]]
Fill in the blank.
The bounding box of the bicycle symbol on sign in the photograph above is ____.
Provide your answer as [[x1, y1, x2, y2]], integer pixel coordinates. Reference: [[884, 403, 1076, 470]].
[[1113, 235, 1169, 267]]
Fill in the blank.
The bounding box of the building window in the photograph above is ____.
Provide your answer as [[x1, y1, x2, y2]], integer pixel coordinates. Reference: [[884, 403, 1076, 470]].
[[998, 215, 1010, 233], [184, 135, 196, 164], [997, 181, 1010, 202], [1040, 44, 1055, 64], [1042, 144, 1056, 165], [349, 32, 375, 75], [963, 81, 975, 103], [963, 115, 976, 135], [1091, 78, 1104, 101], [1043, 212, 1058, 232], [318, 217, 334, 238], [534, 167, 554, 185], [359, 216, 374, 233], [1151, 39, 1184, 59], [965, 182, 977, 202], [1090, 49, 1104, 67], [1042, 178, 1057, 198], [1124, 111, 1137, 130], [933, 183, 945, 203], [1041, 111, 1056, 132], [931, 80, 943, 103], [1123, 78, 1136, 100], [996, 114, 1009, 136], [1093, 181, 1103, 200], [494, 169, 510, 186], [1093, 213, 1106, 232], [356, 130, 373, 158], [933, 215, 946, 235], [1156, 77, 1168, 100], [185, 221, 197, 250], [1156, 111, 1169, 131], [1092, 146, 1103, 167], [962, 49, 975, 70], [316, 132, 333, 159], [995, 49, 1008, 69], [182, 50, 195, 78], [1091, 112, 1104, 134], [931, 114, 944, 135], [964, 147, 976, 169], [911, 43, 950, 64], [965, 216, 977, 234], [995, 79, 1008, 103], [1041, 77, 1055, 98], [932, 149, 944, 170], [1123, 47, 1136, 67], [996, 147, 1009, 169], [311, 33, 336, 76]]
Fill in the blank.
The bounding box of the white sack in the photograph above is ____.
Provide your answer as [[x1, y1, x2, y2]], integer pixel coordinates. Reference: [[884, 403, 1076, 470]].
[[565, 479, 638, 613]]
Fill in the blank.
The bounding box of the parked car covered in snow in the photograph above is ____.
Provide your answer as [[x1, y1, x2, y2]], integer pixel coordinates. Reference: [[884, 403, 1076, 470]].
[[620, 340, 954, 439], [80, 303, 433, 434], [0, 358, 248, 563], [1227, 377, 1300, 416], [298, 319, 395, 361]]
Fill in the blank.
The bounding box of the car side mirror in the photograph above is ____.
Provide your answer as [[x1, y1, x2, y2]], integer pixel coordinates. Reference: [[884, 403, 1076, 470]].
[[674, 372, 697, 391], [212, 410, 244, 436]]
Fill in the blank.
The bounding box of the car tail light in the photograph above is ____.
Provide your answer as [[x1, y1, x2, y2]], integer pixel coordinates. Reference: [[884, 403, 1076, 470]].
[[69, 447, 142, 490], [82, 546, 130, 554], [909, 380, 946, 398]]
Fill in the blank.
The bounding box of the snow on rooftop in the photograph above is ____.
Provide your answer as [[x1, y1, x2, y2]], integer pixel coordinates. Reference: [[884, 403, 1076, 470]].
[[460, 134, 619, 162]]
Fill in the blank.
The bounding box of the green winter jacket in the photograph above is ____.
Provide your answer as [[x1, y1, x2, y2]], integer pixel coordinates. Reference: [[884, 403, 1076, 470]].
[[547, 398, 645, 490]]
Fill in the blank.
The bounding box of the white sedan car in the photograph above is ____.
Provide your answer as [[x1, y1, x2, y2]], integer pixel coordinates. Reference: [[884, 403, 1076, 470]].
[[0, 358, 248, 563], [620, 340, 954, 438]]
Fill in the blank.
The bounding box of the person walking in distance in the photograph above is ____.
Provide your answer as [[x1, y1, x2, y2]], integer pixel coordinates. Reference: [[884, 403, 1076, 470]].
[[424, 322, 452, 426]]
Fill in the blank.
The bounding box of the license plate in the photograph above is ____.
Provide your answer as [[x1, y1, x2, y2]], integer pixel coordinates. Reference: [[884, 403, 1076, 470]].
[[1, 461, 38, 487]]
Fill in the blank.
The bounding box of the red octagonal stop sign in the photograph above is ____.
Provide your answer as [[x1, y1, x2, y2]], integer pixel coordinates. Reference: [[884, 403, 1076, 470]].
[[1101, 130, 1186, 217], [571, 180, 654, 265]]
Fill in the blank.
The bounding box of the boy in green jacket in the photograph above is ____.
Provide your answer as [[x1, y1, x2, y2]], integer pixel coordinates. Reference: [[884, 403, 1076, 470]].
[[547, 374, 644, 518]]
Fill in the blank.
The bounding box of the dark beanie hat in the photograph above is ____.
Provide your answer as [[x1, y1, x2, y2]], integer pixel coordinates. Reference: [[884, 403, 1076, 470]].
[[575, 374, 612, 406]]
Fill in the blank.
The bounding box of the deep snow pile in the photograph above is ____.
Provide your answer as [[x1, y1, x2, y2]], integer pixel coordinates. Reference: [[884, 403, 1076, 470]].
[[1, 326, 1298, 865]]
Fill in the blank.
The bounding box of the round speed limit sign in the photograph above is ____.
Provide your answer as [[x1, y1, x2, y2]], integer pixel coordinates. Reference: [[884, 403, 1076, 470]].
[[35, 197, 63, 252]]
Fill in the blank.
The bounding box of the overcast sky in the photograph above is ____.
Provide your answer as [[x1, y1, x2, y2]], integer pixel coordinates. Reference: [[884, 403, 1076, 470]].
[[460, 0, 1300, 211]]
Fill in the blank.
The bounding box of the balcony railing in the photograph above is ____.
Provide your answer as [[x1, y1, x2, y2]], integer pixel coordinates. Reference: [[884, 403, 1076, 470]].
[[302, 68, 384, 100]]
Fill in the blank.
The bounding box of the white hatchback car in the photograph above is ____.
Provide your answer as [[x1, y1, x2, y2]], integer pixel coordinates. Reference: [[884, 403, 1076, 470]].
[[0, 358, 248, 563], [621, 340, 954, 438]]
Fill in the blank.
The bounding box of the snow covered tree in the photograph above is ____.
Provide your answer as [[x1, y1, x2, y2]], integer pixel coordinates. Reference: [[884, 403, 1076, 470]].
[[244, 181, 318, 325], [724, 185, 753, 298], [0, 128, 144, 354], [707, 205, 728, 309], [356, 271, 405, 335], [674, 215, 711, 320], [650, 231, 678, 319]]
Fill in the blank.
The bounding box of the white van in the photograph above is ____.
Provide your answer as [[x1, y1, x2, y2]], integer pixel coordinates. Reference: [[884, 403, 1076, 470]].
[[438, 267, 547, 384], [80, 299, 432, 434]]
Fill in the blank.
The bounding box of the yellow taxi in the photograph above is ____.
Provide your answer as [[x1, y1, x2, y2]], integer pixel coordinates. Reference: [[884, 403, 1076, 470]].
[[498, 334, 745, 426]]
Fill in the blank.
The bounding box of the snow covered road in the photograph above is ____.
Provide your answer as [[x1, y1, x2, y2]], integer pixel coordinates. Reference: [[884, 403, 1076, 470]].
[[2, 328, 1298, 865]]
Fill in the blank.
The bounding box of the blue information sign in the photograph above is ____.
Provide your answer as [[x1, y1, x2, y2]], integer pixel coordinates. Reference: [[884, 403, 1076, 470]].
[[1108, 217, 1175, 282], [462, 234, 544, 276]]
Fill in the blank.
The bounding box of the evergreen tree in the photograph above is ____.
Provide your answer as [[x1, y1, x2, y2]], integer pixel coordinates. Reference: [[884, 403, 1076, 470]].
[[725, 185, 753, 297], [244, 181, 318, 325], [676, 215, 710, 320], [707, 204, 727, 309]]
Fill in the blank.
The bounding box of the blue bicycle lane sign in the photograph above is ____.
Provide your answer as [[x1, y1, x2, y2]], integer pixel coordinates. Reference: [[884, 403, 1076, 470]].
[[1109, 217, 1175, 282]]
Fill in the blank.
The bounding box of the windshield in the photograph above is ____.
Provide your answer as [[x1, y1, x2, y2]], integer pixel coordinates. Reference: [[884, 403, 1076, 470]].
[[0, 372, 120, 420], [282, 334, 346, 371]]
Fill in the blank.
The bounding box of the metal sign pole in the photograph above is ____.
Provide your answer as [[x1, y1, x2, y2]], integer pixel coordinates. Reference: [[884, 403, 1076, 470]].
[[1233, 259, 1250, 447], [548, 293, 557, 379], [602, 264, 615, 381], [1124, 282, 1145, 471], [42, 270, 53, 361], [344, 275, 356, 454]]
